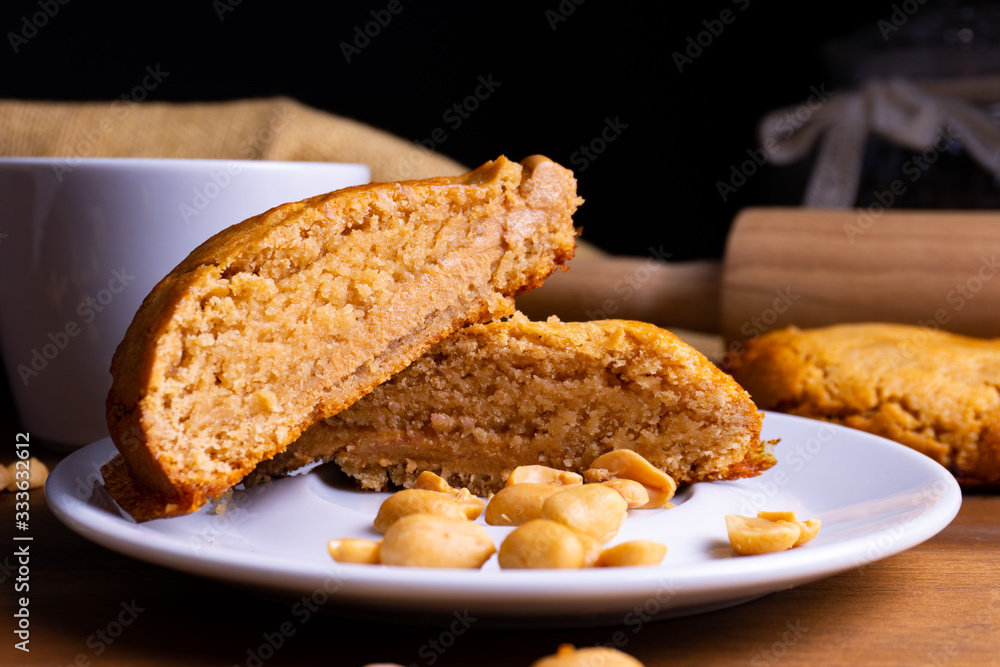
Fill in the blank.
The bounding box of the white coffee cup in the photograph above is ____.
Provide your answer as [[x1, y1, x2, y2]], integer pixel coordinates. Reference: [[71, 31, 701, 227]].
[[0, 157, 370, 448]]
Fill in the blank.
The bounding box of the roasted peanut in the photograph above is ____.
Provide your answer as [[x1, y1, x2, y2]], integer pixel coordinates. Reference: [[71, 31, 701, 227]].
[[498, 519, 586, 569], [583, 449, 676, 509], [379, 514, 496, 568], [413, 471, 459, 494], [597, 540, 667, 567], [373, 488, 484, 533], [541, 483, 628, 543], [791, 518, 822, 546], [26, 457, 49, 489], [328, 537, 381, 564], [413, 471, 481, 504], [575, 532, 605, 568], [756, 511, 822, 546], [505, 465, 583, 488], [5, 457, 48, 492], [531, 643, 645, 667], [600, 478, 650, 509], [726, 514, 802, 555], [484, 483, 567, 526]]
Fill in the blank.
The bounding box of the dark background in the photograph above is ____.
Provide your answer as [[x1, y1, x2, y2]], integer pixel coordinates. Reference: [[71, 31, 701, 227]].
[[2, 0, 999, 263]]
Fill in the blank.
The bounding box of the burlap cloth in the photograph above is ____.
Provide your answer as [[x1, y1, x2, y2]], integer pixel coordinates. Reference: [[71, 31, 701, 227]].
[[0, 96, 467, 182], [0, 95, 723, 358], [0, 95, 607, 253]]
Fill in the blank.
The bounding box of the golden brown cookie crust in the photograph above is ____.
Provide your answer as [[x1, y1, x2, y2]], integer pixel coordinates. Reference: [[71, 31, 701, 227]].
[[104, 156, 580, 520], [248, 317, 769, 494], [725, 323, 1000, 486]]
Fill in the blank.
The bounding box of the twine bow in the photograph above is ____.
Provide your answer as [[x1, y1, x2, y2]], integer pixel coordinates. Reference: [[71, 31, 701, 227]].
[[757, 77, 1000, 207]]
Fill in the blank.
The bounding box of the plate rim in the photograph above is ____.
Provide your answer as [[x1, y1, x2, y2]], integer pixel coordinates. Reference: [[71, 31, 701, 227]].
[[46, 411, 963, 623]]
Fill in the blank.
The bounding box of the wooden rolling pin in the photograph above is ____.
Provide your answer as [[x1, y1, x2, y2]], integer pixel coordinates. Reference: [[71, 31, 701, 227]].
[[515, 207, 1000, 343]]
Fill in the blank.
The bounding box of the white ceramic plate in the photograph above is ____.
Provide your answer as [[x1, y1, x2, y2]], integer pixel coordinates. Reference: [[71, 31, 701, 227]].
[[47, 412, 961, 627]]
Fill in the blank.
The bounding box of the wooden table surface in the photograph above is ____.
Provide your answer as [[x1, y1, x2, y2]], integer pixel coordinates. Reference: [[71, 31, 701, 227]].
[[3, 400, 999, 667]]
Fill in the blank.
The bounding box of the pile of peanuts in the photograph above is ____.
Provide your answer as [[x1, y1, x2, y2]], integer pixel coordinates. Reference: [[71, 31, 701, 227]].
[[329, 449, 675, 570], [0, 457, 49, 492]]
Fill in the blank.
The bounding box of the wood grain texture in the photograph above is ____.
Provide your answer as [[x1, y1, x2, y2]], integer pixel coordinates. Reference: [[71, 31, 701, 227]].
[[721, 207, 1000, 343], [4, 449, 997, 667], [516, 256, 722, 333], [519, 208, 1000, 346]]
